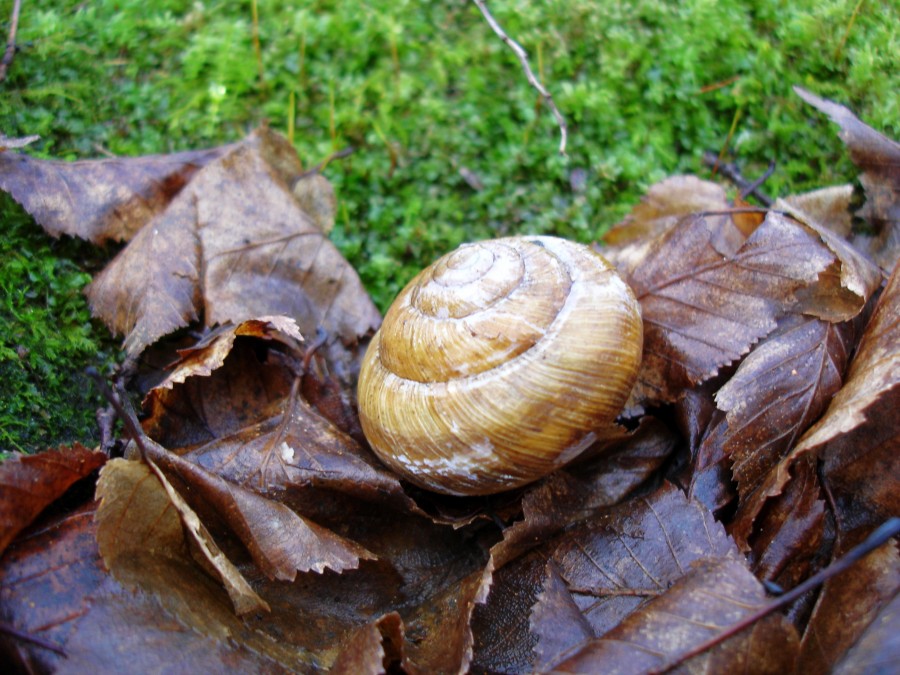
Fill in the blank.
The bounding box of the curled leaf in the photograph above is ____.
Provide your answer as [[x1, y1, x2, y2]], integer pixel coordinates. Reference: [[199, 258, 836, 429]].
[[95, 457, 268, 615], [0, 444, 106, 556]]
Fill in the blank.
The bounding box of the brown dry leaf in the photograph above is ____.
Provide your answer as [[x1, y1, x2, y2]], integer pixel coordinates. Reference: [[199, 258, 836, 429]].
[[684, 410, 736, 514], [793, 258, 900, 457], [143, 338, 296, 449], [0, 444, 106, 555], [796, 86, 900, 271], [542, 557, 799, 674], [471, 549, 550, 673], [833, 590, 900, 675], [799, 533, 900, 674], [0, 144, 229, 243], [180, 389, 421, 516], [331, 612, 404, 675], [293, 172, 338, 234], [95, 457, 268, 615], [530, 560, 593, 671], [488, 418, 677, 571], [716, 314, 856, 522], [537, 482, 737, 643], [139, 321, 419, 515], [779, 199, 884, 322], [599, 175, 734, 275], [149, 316, 304, 393], [0, 501, 313, 673], [85, 128, 380, 357], [745, 455, 828, 594], [626, 210, 835, 405], [783, 184, 855, 238], [398, 567, 492, 674], [129, 426, 377, 580]]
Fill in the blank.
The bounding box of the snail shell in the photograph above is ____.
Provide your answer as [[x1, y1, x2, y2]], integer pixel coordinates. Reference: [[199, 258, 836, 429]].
[[357, 236, 643, 496]]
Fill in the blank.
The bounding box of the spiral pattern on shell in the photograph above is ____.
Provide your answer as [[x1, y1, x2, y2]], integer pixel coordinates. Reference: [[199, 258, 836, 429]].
[[357, 236, 643, 496]]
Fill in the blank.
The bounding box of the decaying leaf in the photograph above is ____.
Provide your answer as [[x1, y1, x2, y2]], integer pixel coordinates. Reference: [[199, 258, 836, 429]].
[[799, 535, 900, 674], [796, 86, 900, 271], [717, 314, 855, 514], [537, 483, 738, 641], [626, 210, 835, 404], [0, 444, 106, 555], [147, 316, 304, 393], [84, 129, 380, 357], [292, 172, 338, 234], [833, 590, 900, 675], [600, 175, 733, 275], [794, 258, 899, 456], [745, 455, 828, 593], [0, 143, 229, 243], [139, 319, 420, 517], [0, 501, 314, 673], [543, 557, 799, 674], [95, 457, 268, 615], [141, 434, 378, 580]]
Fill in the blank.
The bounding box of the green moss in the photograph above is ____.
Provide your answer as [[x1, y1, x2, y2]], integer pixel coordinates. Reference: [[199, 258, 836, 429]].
[[0, 0, 896, 451], [0, 196, 118, 451]]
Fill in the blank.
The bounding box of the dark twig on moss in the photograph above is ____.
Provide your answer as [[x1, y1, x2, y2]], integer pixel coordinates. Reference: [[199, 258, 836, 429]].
[[703, 151, 774, 206], [0, 0, 22, 84], [471, 0, 568, 156]]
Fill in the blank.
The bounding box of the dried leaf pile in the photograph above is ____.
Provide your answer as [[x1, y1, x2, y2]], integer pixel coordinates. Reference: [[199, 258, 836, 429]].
[[0, 90, 897, 673]]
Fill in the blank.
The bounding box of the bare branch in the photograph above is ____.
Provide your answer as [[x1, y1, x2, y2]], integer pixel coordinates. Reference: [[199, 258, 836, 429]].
[[0, 0, 22, 84], [471, 0, 568, 156]]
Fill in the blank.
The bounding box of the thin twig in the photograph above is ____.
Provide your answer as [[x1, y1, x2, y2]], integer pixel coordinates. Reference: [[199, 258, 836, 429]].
[[702, 151, 773, 206], [651, 517, 900, 674], [569, 586, 663, 598], [0, 0, 22, 83], [471, 0, 568, 156], [739, 160, 776, 202], [86, 367, 150, 463], [296, 146, 355, 180], [834, 0, 865, 61], [0, 621, 67, 657]]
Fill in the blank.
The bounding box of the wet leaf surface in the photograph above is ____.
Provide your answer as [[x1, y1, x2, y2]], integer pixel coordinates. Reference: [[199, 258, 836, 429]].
[[0, 444, 105, 555], [625, 210, 835, 405], [544, 557, 799, 674]]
